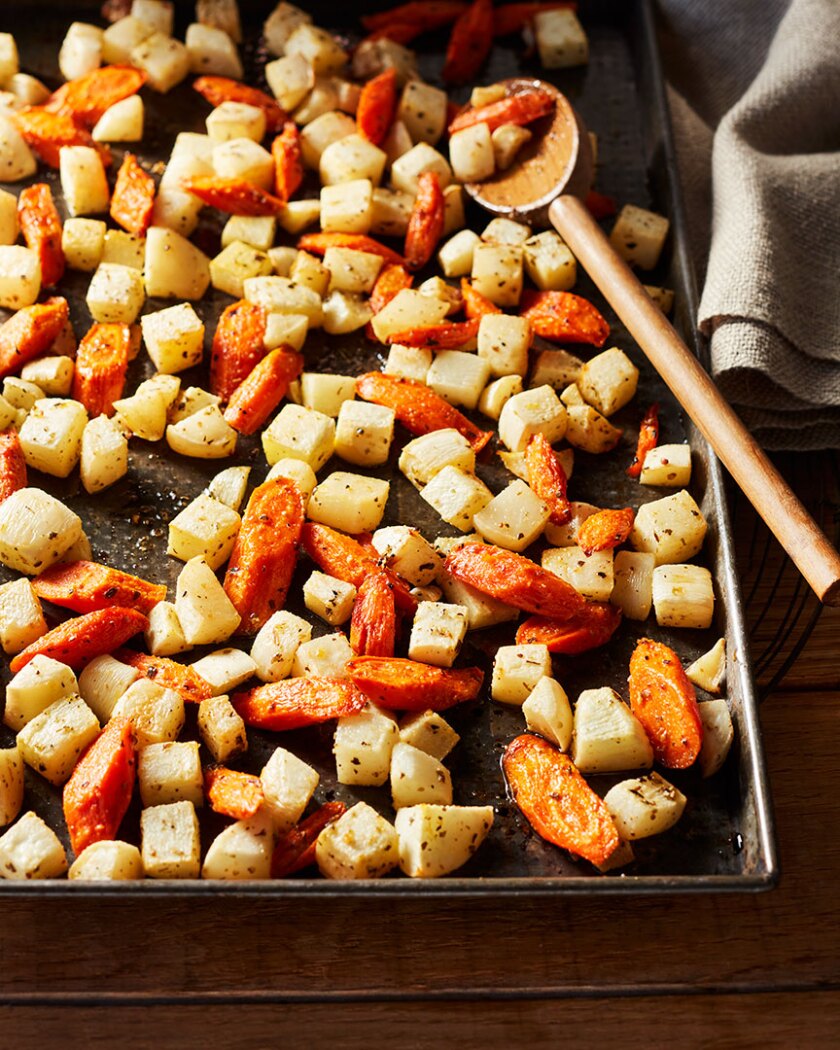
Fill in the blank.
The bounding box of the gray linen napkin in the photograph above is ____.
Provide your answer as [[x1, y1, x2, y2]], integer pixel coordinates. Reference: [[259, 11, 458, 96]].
[[656, 0, 840, 449]]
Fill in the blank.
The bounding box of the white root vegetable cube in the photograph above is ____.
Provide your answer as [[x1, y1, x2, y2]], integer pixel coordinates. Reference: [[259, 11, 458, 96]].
[[203, 467, 249, 512], [399, 429, 475, 489], [0, 245, 40, 309], [201, 812, 274, 880], [141, 800, 200, 879], [0, 32, 19, 82], [522, 677, 573, 751], [470, 242, 523, 307], [290, 251, 329, 296], [308, 472, 390, 533], [352, 37, 416, 85], [21, 357, 74, 398], [102, 16, 154, 65], [175, 556, 241, 646], [138, 740, 203, 807], [438, 230, 480, 278], [78, 655, 140, 723], [604, 772, 687, 840], [491, 644, 551, 706], [610, 204, 670, 270], [132, 0, 174, 34], [473, 479, 550, 552], [644, 285, 675, 313], [397, 79, 447, 145], [0, 811, 67, 880], [112, 681, 185, 749], [212, 137, 274, 189], [334, 705, 398, 786], [534, 9, 589, 68], [262, 404, 335, 469], [572, 687, 653, 773], [264, 312, 309, 352], [167, 493, 241, 570], [260, 746, 319, 830], [0, 189, 18, 247], [399, 710, 459, 760], [320, 134, 386, 186], [384, 345, 432, 384], [250, 610, 311, 682], [0, 578, 46, 654], [482, 218, 532, 245], [395, 804, 494, 879], [320, 179, 373, 235], [449, 124, 495, 183], [291, 632, 352, 678], [58, 23, 102, 81], [266, 459, 317, 504], [579, 347, 639, 417], [323, 246, 383, 295], [299, 111, 356, 170], [62, 218, 106, 272], [263, 2, 310, 54], [19, 399, 87, 479], [266, 52, 315, 112], [438, 570, 519, 631], [69, 840, 143, 880], [0, 487, 82, 575], [102, 230, 145, 271], [190, 648, 255, 696], [371, 188, 414, 237], [17, 696, 100, 786], [371, 526, 441, 586], [480, 375, 523, 421], [523, 230, 576, 290], [492, 123, 532, 171], [246, 277, 323, 326], [499, 385, 567, 452], [391, 142, 452, 195], [542, 546, 614, 603], [145, 601, 191, 657], [303, 571, 356, 626], [166, 404, 238, 459], [477, 315, 531, 378], [316, 801, 398, 880], [698, 699, 734, 778], [86, 263, 144, 324], [321, 291, 372, 336], [371, 288, 449, 342], [131, 33, 189, 93], [92, 95, 144, 143], [0, 747, 24, 826], [382, 118, 413, 166], [530, 348, 584, 390], [631, 489, 708, 565], [611, 551, 655, 620], [285, 22, 346, 75], [652, 563, 715, 630], [420, 466, 492, 532], [427, 351, 491, 411], [141, 304, 205, 375], [4, 377, 43, 414], [186, 22, 243, 78], [145, 226, 211, 300], [390, 742, 452, 809], [222, 216, 276, 254], [4, 656, 78, 731], [300, 372, 355, 417], [198, 695, 248, 764], [0, 115, 36, 185], [565, 404, 622, 454], [60, 146, 109, 217], [686, 638, 726, 695], [293, 78, 340, 126], [640, 444, 692, 487], [151, 187, 202, 238], [407, 601, 468, 669]]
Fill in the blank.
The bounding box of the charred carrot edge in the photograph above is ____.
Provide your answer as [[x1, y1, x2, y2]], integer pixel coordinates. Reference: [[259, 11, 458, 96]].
[[357, 69, 398, 146], [181, 176, 287, 217], [232, 677, 367, 731], [18, 183, 64, 287], [210, 300, 268, 402], [115, 650, 215, 703], [71, 322, 131, 418], [63, 717, 136, 855], [9, 608, 148, 674], [628, 638, 704, 770], [346, 656, 484, 712], [32, 559, 166, 616], [404, 171, 445, 272], [224, 347, 303, 435], [627, 403, 659, 478], [110, 153, 155, 237]]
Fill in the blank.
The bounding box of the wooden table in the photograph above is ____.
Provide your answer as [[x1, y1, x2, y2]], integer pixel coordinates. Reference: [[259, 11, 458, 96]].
[[3, 459, 840, 1047]]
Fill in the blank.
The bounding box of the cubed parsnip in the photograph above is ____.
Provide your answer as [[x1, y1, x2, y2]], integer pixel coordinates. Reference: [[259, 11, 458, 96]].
[[190, 648, 255, 696], [438, 569, 520, 631], [204, 466, 250, 512], [86, 263, 145, 324], [0, 811, 67, 880], [61, 218, 106, 272], [201, 812, 274, 880], [303, 571, 356, 626], [572, 687, 654, 774], [319, 179, 374, 235], [523, 230, 577, 290], [78, 655, 140, 723], [334, 705, 398, 787], [0, 393, 19, 431], [578, 348, 639, 417], [470, 242, 523, 307], [167, 493, 241, 570], [492, 123, 532, 171], [145, 227, 211, 300], [112, 680, 185, 749], [473, 479, 550, 552], [138, 741, 203, 808], [221, 217, 276, 255], [438, 230, 480, 278], [610, 550, 655, 621], [101, 231, 144, 272], [0, 578, 46, 654], [491, 644, 552, 706], [102, 16, 154, 65], [652, 563, 715, 630], [59, 145, 110, 217], [175, 556, 241, 646], [186, 22, 243, 78], [114, 382, 170, 441], [399, 709, 459, 761], [0, 488, 82, 575], [420, 466, 492, 532], [530, 348, 584, 391], [449, 123, 495, 183], [477, 314, 531, 378], [352, 37, 417, 85], [211, 137, 274, 190], [479, 375, 523, 421], [131, 0, 174, 34], [631, 489, 707, 565], [244, 276, 323, 325], [698, 699, 734, 778], [151, 186, 203, 237], [498, 385, 567, 452], [17, 696, 100, 786], [168, 387, 220, 425], [0, 747, 24, 827], [92, 95, 145, 143], [564, 404, 622, 454], [686, 638, 726, 695], [4, 378, 43, 415], [481, 218, 532, 246], [395, 804, 494, 879], [263, 2, 311, 55], [262, 403, 335, 469], [320, 134, 387, 187], [397, 79, 447, 145], [371, 288, 449, 343], [141, 800, 201, 879], [391, 143, 452, 195], [58, 23, 102, 83], [0, 245, 40, 309], [285, 22, 346, 75], [400, 432, 475, 490], [4, 656, 78, 732], [322, 248, 382, 296], [371, 526, 441, 587], [251, 610, 311, 682], [144, 600, 191, 657], [542, 546, 614, 603], [390, 742, 452, 809], [321, 291, 373, 335], [371, 188, 414, 238], [604, 773, 686, 840], [0, 115, 36, 184], [293, 77, 341, 125], [471, 84, 506, 108], [382, 345, 429, 385], [609, 204, 670, 270], [166, 405, 238, 459], [534, 8, 589, 68], [299, 111, 355, 169], [639, 444, 692, 487], [308, 472, 390, 533], [69, 840, 144, 880], [259, 746, 319, 830], [20, 357, 73, 398], [141, 304, 205, 374], [0, 189, 18, 246], [334, 400, 394, 468], [522, 676, 573, 750], [291, 632, 353, 678], [19, 399, 87, 479], [197, 695, 248, 763], [407, 601, 468, 668], [644, 285, 675, 313], [264, 51, 315, 113], [594, 837, 636, 874], [423, 351, 488, 410], [288, 251, 329, 296], [266, 459, 317, 504], [263, 312, 309, 352], [0, 32, 19, 82], [131, 33, 190, 93], [316, 801, 398, 879]]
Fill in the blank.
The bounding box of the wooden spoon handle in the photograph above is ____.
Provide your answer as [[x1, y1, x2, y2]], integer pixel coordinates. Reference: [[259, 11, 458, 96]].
[[549, 193, 840, 605]]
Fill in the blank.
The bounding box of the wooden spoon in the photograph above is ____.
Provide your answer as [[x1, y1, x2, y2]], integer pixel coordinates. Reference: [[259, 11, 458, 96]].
[[466, 79, 840, 605]]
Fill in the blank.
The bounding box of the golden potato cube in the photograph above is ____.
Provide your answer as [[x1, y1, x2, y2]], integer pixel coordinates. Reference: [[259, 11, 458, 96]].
[[260, 746, 319, 829], [427, 351, 491, 411], [534, 8, 589, 68], [384, 344, 432, 383], [611, 550, 655, 621], [320, 179, 374, 234], [62, 217, 106, 271], [449, 123, 495, 183], [250, 610, 311, 682], [175, 556, 241, 646], [578, 347, 639, 417], [60, 145, 110, 216], [565, 403, 622, 454], [522, 676, 573, 750], [477, 314, 531, 378], [262, 403, 335, 469], [265, 52, 315, 111], [86, 263, 145, 324], [69, 840, 143, 880], [420, 466, 492, 532], [470, 242, 523, 307], [167, 493, 241, 570], [0, 245, 40, 309], [334, 705, 398, 787], [498, 385, 567, 452], [640, 444, 692, 487], [19, 399, 87, 478], [530, 347, 583, 390], [4, 655, 78, 731], [131, 33, 190, 93], [523, 230, 576, 291], [473, 479, 550, 552], [397, 79, 447, 145], [141, 303, 205, 374], [609, 204, 670, 270], [0, 487, 82, 575], [391, 142, 452, 195], [78, 655, 140, 723], [652, 563, 715, 629], [210, 240, 273, 299]]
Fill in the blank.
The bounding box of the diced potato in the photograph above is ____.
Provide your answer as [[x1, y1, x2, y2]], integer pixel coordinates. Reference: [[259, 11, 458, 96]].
[[473, 477, 551, 553], [175, 556, 241, 646], [470, 242, 523, 307], [481, 218, 531, 246], [259, 746, 319, 830], [397, 79, 447, 145], [476, 314, 531, 379], [145, 227, 211, 300], [478, 375, 522, 421], [138, 740, 203, 808], [60, 217, 105, 272], [59, 144, 110, 219], [522, 676, 573, 750], [631, 489, 707, 565], [151, 186, 203, 237], [211, 137, 273, 189], [92, 94, 144, 142], [686, 638, 726, 695], [491, 644, 551, 706], [542, 545, 614, 603], [287, 251, 328, 297], [426, 351, 490, 411], [4, 378, 43, 415], [102, 16, 154, 64], [0, 393, 18, 432], [640, 444, 692, 487], [141, 303, 205, 375], [320, 133, 386, 187], [492, 123, 532, 171], [321, 248, 381, 296], [86, 263, 144, 324], [0, 747, 24, 827], [371, 526, 441, 587], [698, 699, 734, 778], [565, 404, 622, 454], [20, 356, 73, 398], [244, 275, 323, 325], [203, 466, 250, 512], [604, 772, 686, 840], [652, 563, 715, 629], [285, 22, 346, 75], [391, 142, 452, 195], [0, 188, 17, 247], [17, 695, 100, 786], [534, 8, 589, 68], [69, 840, 144, 880], [141, 800, 200, 879], [530, 348, 584, 391], [101, 230, 145, 271], [78, 655, 140, 723], [144, 600, 191, 657], [114, 381, 170, 442], [58, 22, 102, 82], [0, 578, 46, 654], [265, 458, 317, 504], [0, 245, 40, 309], [263, 2, 310, 55], [578, 347, 639, 417], [316, 801, 398, 879], [264, 51, 314, 113], [0, 811, 67, 880], [19, 399, 86, 479], [390, 742, 451, 809], [186, 22, 243, 78], [395, 804, 493, 878], [292, 77, 340, 125], [319, 179, 374, 235], [352, 37, 417, 85], [168, 387, 220, 426], [371, 188, 414, 238], [644, 285, 675, 313], [420, 466, 492, 532], [370, 288, 449, 343], [303, 571, 356, 626], [333, 400, 395, 469], [198, 694, 248, 764], [384, 344, 431, 383], [449, 123, 495, 183], [334, 705, 398, 787], [291, 632, 352, 678], [399, 429, 475, 489], [611, 550, 655, 621], [131, 33, 189, 93], [308, 471, 390, 533], [219, 218, 276, 257], [610, 204, 670, 270], [407, 601, 468, 668], [438, 569, 519, 631], [523, 230, 577, 291], [188, 648, 253, 697], [471, 84, 506, 108], [263, 312, 309, 352], [438, 229, 480, 278], [112, 680, 185, 749], [0, 487, 82, 575], [4, 656, 78, 732], [201, 812, 274, 880], [399, 709, 459, 760], [0, 115, 36, 183], [166, 404, 238, 459], [262, 403, 335, 469], [572, 687, 653, 773], [299, 111, 356, 169], [250, 610, 311, 682], [498, 384, 567, 452], [595, 837, 636, 874], [167, 493, 241, 570], [131, 0, 173, 33], [321, 291, 373, 335]]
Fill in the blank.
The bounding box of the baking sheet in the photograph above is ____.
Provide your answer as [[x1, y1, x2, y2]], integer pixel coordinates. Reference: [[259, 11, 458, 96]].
[[0, 0, 777, 894]]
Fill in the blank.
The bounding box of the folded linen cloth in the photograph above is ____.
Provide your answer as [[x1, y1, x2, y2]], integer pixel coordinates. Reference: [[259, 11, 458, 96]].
[[657, 0, 840, 449]]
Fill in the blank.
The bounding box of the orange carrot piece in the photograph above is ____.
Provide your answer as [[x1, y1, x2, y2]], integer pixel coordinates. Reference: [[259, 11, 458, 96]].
[[493, 2, 577, 35], [442, 0, 494, 84], [366, 262, 413, 340], [449, 87, 556, 134], [585, 189, 618, 220], [272, 121, 303, 204], [10, 608, 148, 674], [385, 318, 480, 349], [461, 278, 502, 319], [232, 677, 367, 731], [516, 603, 622, 655], [357, 69, 398, 146], [45, 65, 146, 126], [110, 153, 155, 237], [576, 507, 635, 555], [13, 106, 103, 168], [223, 347, 303, 435], [72, 322, 130, 417], [629, 638, 704, 770], [210, 299, 268, 401], [525, 434, 572, 526], [193, 76, 288, 133], [627, 403, 660, 478], [0, 431, 26, 505], [347, 656, 483, 712], [297, 232, 405, 267], [519, 289, 610, 346], [204, 766, 265, 820], [116, 650, 215, 704], [362, 3, 467, 33], [404, 171, 445, 271], [33, 560, 166, 616], [63, 717, 136, 855], [18, 183, 64, 287], [350, 572, 396, 657], [0, 297, 69, 379], [270, 801, 347, 877], [181, 176, 287, 216]]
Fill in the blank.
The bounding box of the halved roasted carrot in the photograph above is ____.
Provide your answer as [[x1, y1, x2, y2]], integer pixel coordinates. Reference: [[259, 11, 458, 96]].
[[385, 317, 480, 349], [204, 766, 264, 820], [18, 183, 64, 287], [63, 717, 136, 855], [110, 153, 155, 237], [493, 2, 577, 35], [0, 297, 69, 379], [223, 347, 303, 435], [193, 76, 287, 134], [13, 106, 104, 168], [72, 322, 130, 417], [210, 299, 268, 401], [356, 372, 493, 453], [0, 430, 27, 506], [362, 2, 467, 33], [576, 507, 635, 555], [272, 121, 303, 204], [115, 650, 214, 704], [350, 572, 396, 657], [449, 87, 555, 135], [270, 801, 347, 878], [362, 22, 428, 45], [442, 0, 494, 85], [33, 560, 166, 616], [223, 477, 305, 634], [181, 175, 286, 216], [444, 544, 588, 621], [461, 278, 502, 319], [232, 677, 367, 730], [516, 603, 622, 655], [519, 290, 610, 346], [45, 65, 146, 127], [628, 638, 703, 769], [404, 171, 445, 272], [627, 403, 659, 478], [347, 656, 483, 712], [297, 232, 405, 267], [503, 733, 619, 866], [10, 608, 148, 673], [525, 433, 571, 526], [357, 68, 398, 146]]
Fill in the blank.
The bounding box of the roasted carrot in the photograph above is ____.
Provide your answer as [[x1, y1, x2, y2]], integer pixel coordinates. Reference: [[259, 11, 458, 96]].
[[357, 69, 398, 146], [519, 290, 610, 346], [270, 801, 347, 878], [297, 232, 405, 267], [442, 0, 494, 84], [224, 347, 303, 435], [449, 87, 555, 134], [404, 171, 445, 271], [0, 431, 27, 505], [0, 297, 69, 379], [492, 2, 577, 35], [204, 766, 264, 820], [232, 677, 367, 731], [516, 603, 622, 655], [193, 76, 287, 133], [181, 176, 287, 216], [63, 717, 136, 855], [13, 106, 103, 168], [110, 153, 155, 237], [627, 403, 659, 478], [72, 322, 131, 417], [628, 638, 703, 769], [585, 189, 618, 220], [272, 121, 303, 203], [210, 299, 267, 401], [576, 507, 635, 555], [361, 2, 467, 33], [525, 433, 572, 526], [18, 183, 64, 287], [461, 278, 502, 319], [350, 572, 397, 657], [33, 560, 165, 616], [10, 608, 148, 674], [384, 318, 480, 349], [347, 656, 484, 712], [45, 65, 146, 126], [116, 650, 215, 704]]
